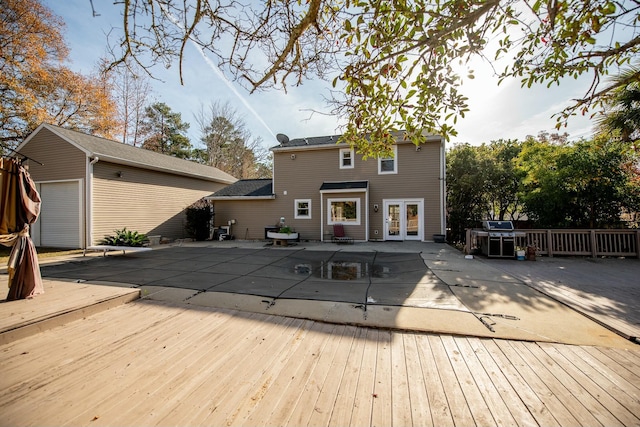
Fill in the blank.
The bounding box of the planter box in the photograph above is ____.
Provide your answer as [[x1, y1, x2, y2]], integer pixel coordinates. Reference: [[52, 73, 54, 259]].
[[266, 231, 299, 240]]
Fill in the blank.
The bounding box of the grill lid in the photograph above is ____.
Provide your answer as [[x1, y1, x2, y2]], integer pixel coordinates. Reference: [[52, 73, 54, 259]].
[[482, 220, 514, 231]]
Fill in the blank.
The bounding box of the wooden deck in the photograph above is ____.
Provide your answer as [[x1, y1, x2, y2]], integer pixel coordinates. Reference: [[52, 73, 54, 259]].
[[2, 299, 639, 426]]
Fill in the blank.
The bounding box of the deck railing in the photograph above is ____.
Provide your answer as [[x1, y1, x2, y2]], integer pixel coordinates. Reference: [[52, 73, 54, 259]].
[[466, 228, 640, 259]]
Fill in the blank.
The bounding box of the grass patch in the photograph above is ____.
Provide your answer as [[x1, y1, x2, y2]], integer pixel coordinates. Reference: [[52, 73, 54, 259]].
[[0, 247, 84, 265]]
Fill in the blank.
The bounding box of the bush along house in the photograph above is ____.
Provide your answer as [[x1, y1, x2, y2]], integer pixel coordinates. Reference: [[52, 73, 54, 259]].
[[209, 132, 446, 243]]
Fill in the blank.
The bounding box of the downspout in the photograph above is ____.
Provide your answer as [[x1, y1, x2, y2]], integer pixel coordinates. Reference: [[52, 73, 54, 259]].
[[439, 138, 446, 235], [320, 192, 324, 241], [365, 184, 369, 242], [86, 156, 99, 248]]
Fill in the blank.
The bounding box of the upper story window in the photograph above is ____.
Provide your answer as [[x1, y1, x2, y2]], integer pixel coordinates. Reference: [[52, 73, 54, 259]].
[[295, 199, 311, 219], [340, 148, 354, 169], [378, 145, 398, 174]]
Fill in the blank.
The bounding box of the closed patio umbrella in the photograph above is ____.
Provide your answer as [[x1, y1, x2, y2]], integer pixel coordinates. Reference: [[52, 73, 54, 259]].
[[0, 157, 43, 300]]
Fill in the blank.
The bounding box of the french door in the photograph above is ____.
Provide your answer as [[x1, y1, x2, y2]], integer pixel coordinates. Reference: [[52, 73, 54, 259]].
[[383, 199, 423, 241]]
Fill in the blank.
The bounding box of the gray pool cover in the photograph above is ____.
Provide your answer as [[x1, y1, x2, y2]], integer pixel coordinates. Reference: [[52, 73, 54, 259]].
[[40, 247, 462, 309]]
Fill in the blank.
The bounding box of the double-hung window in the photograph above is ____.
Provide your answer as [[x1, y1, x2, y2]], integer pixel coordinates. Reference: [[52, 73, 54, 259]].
[[340, 148, 354, 169], [378, 145, 398, 174], [295, 199, 311, 219]]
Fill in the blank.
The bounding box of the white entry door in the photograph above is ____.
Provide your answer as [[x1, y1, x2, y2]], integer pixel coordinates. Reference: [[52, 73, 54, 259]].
[[383, 199, 423, 241]]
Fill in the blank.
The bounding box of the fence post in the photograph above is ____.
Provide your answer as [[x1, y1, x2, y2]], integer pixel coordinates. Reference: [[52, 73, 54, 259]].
[[547, 229, 553, 257], [590, 229, 597, 258], [636, 230, 640, 259]]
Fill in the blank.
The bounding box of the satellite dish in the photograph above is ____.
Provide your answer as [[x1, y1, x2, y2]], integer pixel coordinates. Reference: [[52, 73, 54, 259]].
[[276, 133, 289, 144]]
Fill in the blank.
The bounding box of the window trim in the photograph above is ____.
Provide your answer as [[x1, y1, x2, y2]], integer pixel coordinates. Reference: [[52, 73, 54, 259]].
[[378, 145, 398, 174], [339, 148, 355, 169], [327, 198, 361, 225], [294, 199, 312, 219]]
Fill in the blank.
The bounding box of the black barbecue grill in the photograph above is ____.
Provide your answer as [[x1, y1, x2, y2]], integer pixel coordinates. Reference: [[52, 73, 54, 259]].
[[476, 221, 525, 258]]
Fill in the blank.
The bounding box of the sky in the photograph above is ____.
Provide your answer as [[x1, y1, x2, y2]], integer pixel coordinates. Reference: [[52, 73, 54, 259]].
[[43, 0, 596, 152]]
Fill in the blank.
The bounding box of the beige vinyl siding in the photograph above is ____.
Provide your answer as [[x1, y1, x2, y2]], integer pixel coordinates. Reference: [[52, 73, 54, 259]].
[[18, 128, 88, 247], [213, 200, 284, 240], [272, 140, 443, 241], [92, 162, 225, 244], [17, 127, 87, 181], [368, 142, 443, 240]]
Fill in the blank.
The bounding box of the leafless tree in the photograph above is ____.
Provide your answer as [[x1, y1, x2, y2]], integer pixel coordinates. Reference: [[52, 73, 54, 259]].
[[102, 60, 153, 146], [194, 101, 270, 178]]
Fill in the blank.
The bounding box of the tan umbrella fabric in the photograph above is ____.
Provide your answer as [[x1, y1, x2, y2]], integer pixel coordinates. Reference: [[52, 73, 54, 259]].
[[0, 158, 43, 300]]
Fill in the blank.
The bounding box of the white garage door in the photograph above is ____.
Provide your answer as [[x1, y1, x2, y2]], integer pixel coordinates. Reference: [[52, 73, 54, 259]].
[[35, 181, 82, 248]]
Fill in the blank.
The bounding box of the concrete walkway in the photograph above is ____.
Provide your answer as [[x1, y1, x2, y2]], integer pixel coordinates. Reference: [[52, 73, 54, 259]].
[[21, 240, 638, 349]]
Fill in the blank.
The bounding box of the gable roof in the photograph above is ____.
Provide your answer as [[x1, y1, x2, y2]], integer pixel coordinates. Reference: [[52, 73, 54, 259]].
[[17, 123, 237, 184], [208, 179, 274, 200]]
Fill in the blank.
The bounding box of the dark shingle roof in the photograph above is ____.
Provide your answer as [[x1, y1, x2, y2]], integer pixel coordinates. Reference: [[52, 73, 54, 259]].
[[273, 135, 343, 149], [210, 179, 273, 198], [319, 181, 368, 191], [271, 131, 443, 152], [28, 124, 237, 184]]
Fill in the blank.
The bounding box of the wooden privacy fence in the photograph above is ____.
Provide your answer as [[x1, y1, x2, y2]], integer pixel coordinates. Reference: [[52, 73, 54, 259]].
[[466, 229, 640, 259]]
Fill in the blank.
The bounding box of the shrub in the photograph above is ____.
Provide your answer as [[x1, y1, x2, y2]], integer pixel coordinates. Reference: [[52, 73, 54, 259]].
[[99, 228, 148, 247], [185, 198, 214, 241]]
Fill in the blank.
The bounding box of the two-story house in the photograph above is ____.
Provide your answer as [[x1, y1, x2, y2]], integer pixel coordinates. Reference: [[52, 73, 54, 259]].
[[210, 132, 446, 242]]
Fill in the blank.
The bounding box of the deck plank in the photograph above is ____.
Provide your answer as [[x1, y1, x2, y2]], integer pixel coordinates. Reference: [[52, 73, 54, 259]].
[[402, 333, 434, 427], [538, 342, 639, 426], [2, 299, 640, 427], [465, 338, 539, 427], [414, 334, 454, 427], [605, 346, 640, 371], [326, 326, 369, 427], [371, 330, 392, 427], [129, 313, 301, 426], [427, 335, 475, 426], [498, 340, 597, 426], [390, 332, 413, 427], [215, 319, 316, 427], [3, 303, 197, 426], [453, 337, 519, 427], [163, 316, 306, 426], [306, 325, 358, 427], [488, 340, 566, 426], [528, 342, 625, 426], [242, 321, 337, 426], [441, 335, 496, 426], [349, 328, 379, 426], [285, 324, 349, 426], [86, 306, 250, 426], [53, 305, 241, 426], [579, 346, 640, 392]]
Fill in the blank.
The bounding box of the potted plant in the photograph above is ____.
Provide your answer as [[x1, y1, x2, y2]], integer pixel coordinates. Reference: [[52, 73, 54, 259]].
[[266, 220, 299, 241], [516, 246, 526, 260]]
